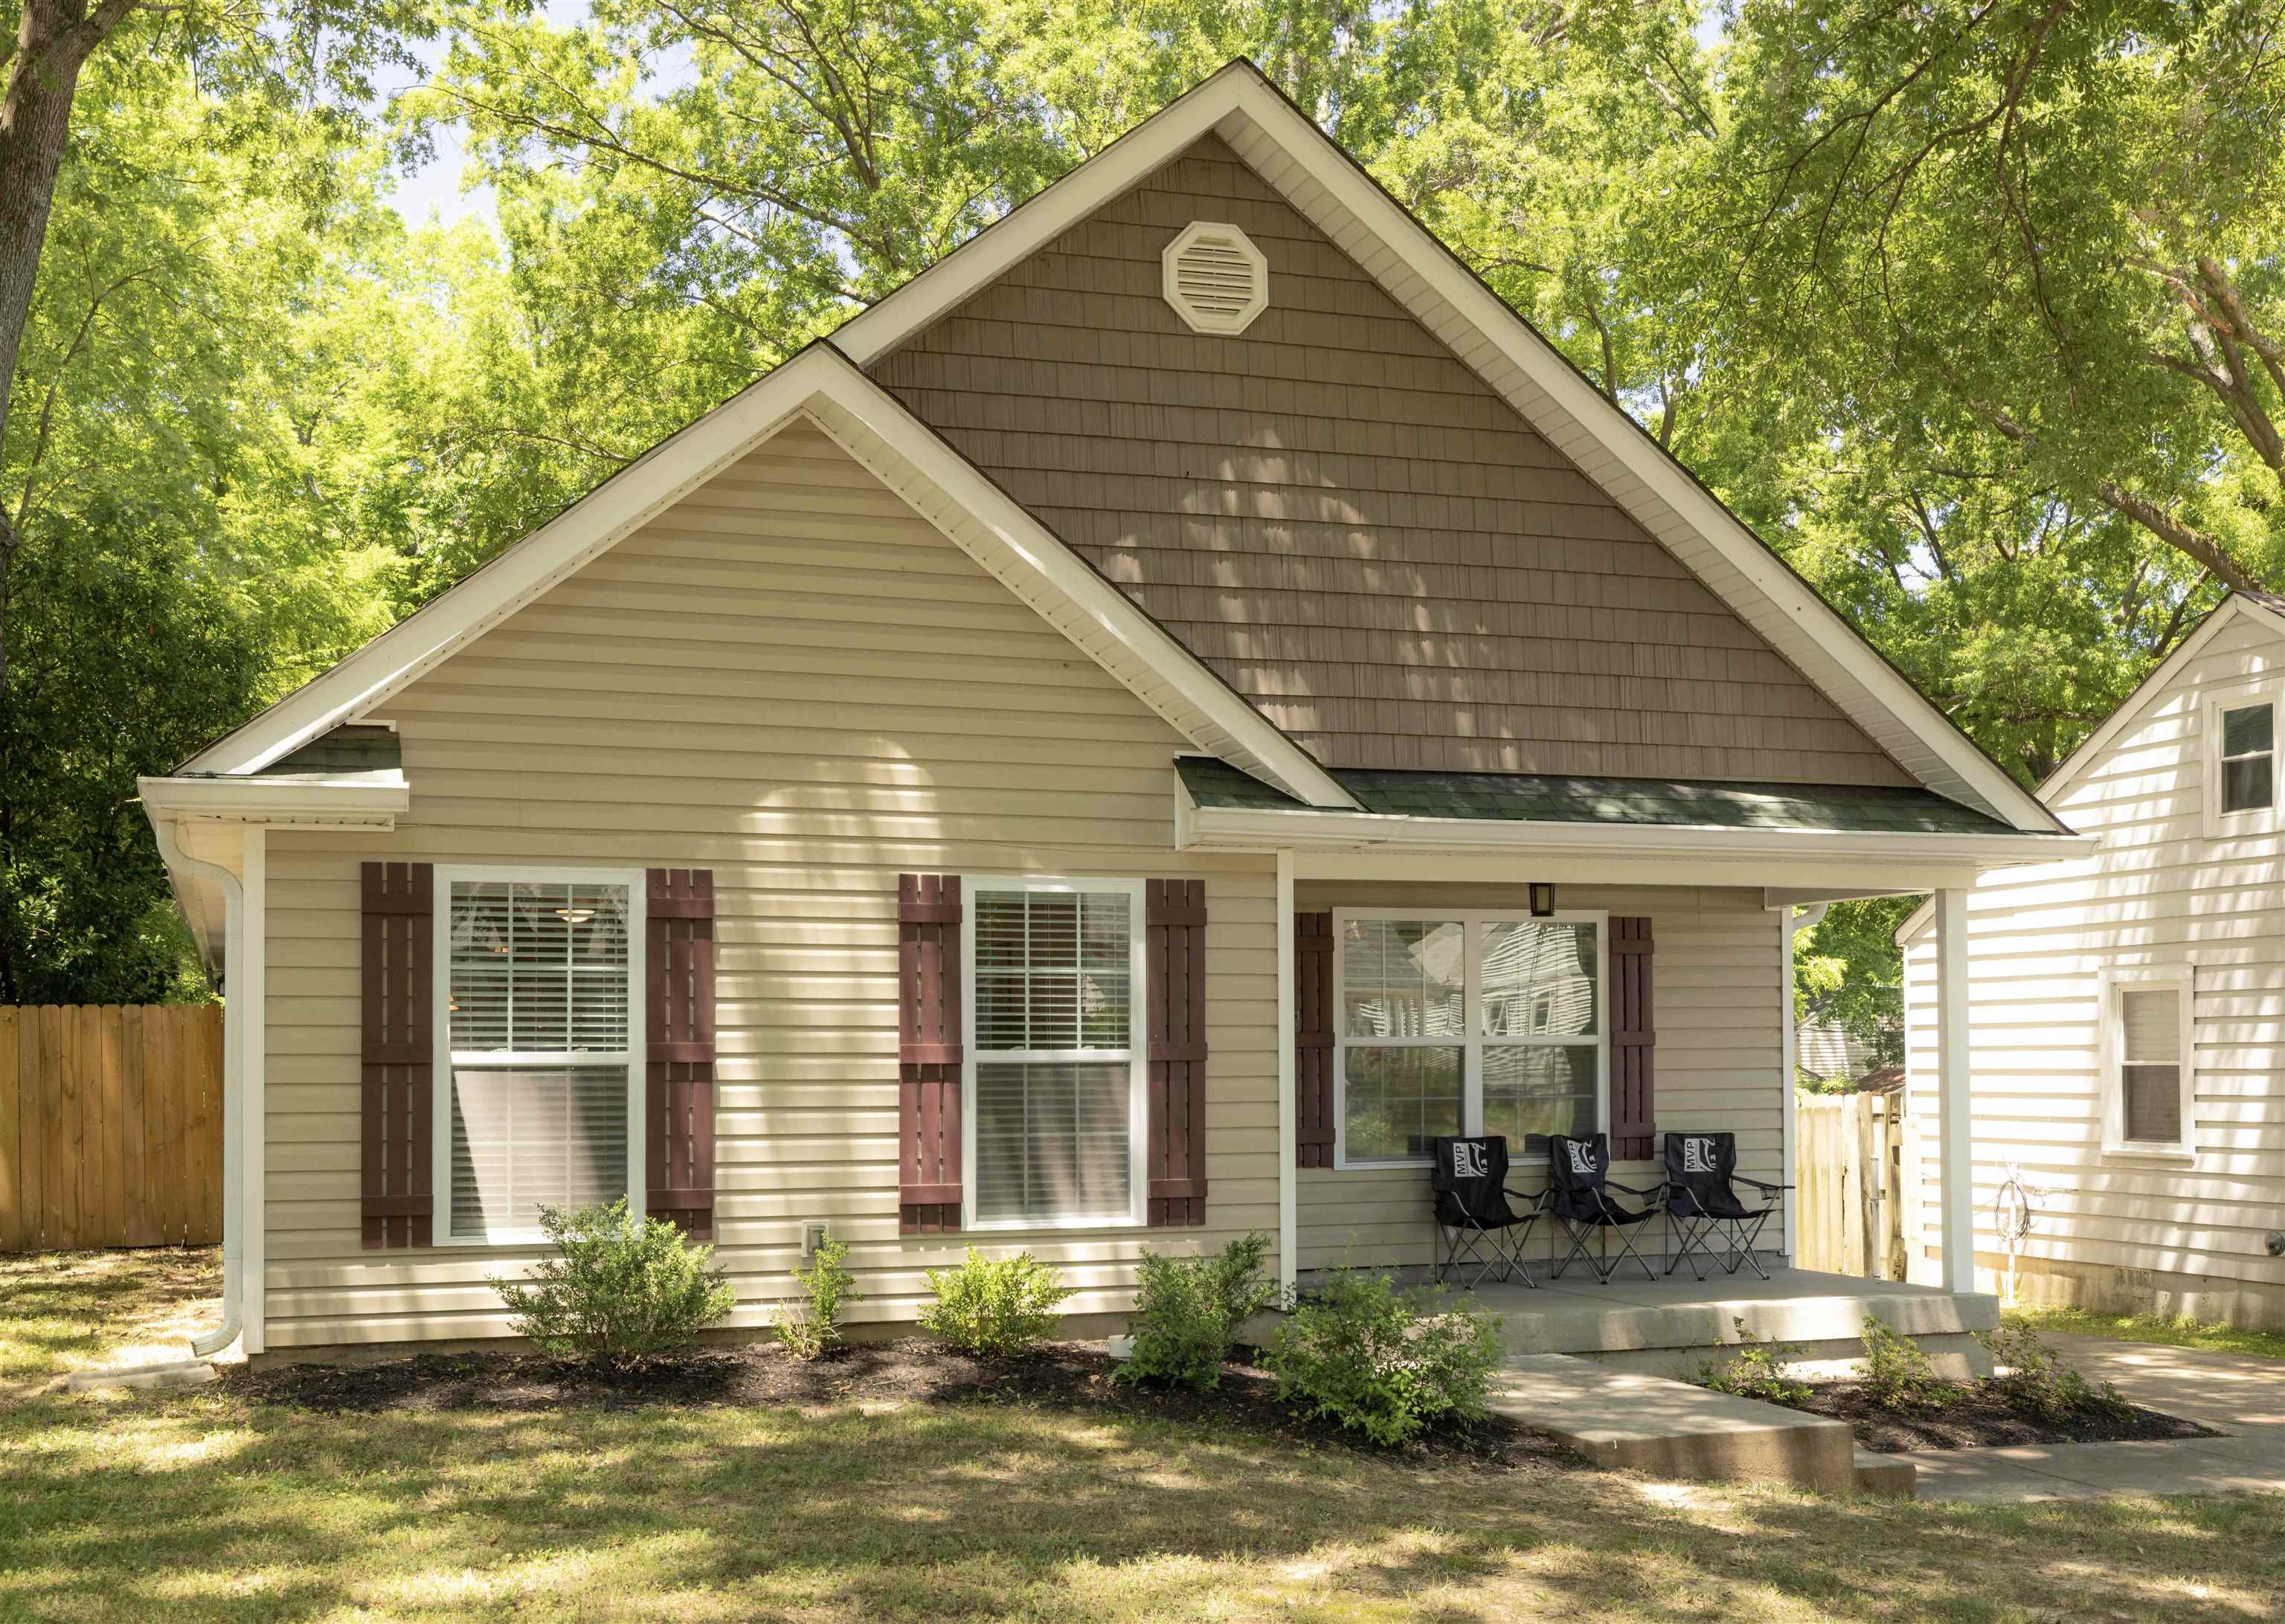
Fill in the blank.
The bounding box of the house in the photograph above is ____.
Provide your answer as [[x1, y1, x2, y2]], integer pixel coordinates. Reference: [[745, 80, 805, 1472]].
[[1898, 591, 2285, 1330], [141, 62, 2080, 1360]]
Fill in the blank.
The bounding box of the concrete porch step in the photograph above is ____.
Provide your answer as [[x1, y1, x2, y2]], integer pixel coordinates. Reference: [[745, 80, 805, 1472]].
[[1490, 1353, 1858, 1492]]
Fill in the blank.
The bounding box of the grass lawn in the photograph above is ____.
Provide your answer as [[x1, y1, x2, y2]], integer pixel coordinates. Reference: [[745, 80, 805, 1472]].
[[2007, 1305, 2285, 1362], [0, 1246, 220, 1391], [3, 1252, 2284, 1622]]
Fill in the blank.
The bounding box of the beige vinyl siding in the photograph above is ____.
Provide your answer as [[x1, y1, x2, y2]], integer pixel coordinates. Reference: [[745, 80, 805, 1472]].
[[1293, 881, 1784, 1271], [871, 135, 1912, 788], [261, 419, 1280, 1350], [1900, 608, 2285, 1321]]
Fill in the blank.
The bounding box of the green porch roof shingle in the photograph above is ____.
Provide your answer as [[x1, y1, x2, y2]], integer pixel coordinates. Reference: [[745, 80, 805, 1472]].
[[1176, 756, 2032, 837]]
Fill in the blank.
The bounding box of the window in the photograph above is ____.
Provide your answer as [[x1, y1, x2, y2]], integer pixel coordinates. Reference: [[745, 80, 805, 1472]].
[[2100, 964, 2194, 1159], [1335, 910, 1605, 1167], [2205, 692, 2280, 836], [436, 870, 644, 1243], [965, 877, 1145, 1228]]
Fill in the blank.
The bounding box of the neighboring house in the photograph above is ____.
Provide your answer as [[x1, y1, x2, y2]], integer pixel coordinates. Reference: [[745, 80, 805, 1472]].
[[142, 62, 2080, 1359], [1796, 1018, 1884, 1086], [1899, 592, 2285, 1329]]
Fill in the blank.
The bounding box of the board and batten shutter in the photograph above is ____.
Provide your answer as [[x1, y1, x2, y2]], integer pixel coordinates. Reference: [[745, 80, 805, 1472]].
[[1294, 911, 1335, 1167], [1145, 879, 1209, 1225], [899, 874, 962, 1234], [361, 861, 435, 1248], [646, 869, 717, 1239], [1610, 916, 1656, 1160]]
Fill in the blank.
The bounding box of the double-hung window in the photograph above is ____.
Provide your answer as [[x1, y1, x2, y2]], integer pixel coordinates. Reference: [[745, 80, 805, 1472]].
[[1335, 910, 1605, 1167], [2206, 691, 2281, 836], [437, 869, 645, 1243], [2100, 964, 2195, 1160], [965, 877, 1146, 1228]]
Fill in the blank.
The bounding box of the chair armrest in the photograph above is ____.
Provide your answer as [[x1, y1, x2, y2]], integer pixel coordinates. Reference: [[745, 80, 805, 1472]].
[[1606, 1179, 1662, 1198], [1508, 1186, 1552, 1211], [1735, 1176, 1791, 1194]]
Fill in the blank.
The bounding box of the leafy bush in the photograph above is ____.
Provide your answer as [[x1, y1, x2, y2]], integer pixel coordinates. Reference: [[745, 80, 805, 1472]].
[[1859, 1313, 1958, 1411], [1979, 1324, 2130, 1420], [919, 1246, 1074, 1358], [1699, 1317, 1811, 1405], [1262, 1268, 1502, 1446], [775, 1232, 860, 1361], [490, 1198, 736, 1368], [1115, 1231, 1278, 1389]]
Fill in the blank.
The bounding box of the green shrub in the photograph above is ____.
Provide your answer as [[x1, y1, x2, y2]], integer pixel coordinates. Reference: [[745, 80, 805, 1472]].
[[919, 1246, 1074, 1358], [1979, 1324, 2130, 1420], [1262, 1268, 1502, 1446], [490, 1198, 736, 1369], [1115, 1231, 1277, 1389], [1698, 1317, 1811, 1405], [775, 1233, 860, 1361], [1859, 1313, 1958, 1411]]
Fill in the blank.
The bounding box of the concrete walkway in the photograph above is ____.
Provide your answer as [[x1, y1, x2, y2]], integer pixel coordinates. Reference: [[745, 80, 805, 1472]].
[[1900, 1333, 2285, 1503]]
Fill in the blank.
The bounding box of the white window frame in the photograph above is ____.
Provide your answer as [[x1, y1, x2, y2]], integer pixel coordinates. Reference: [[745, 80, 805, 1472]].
[[960, 874, 1149, 1231], [2204, 686, 2282, 839], [431, 864, 649, 1246], [2097, 962, 2196, 1162], [1331, 907, 1610, 1170]]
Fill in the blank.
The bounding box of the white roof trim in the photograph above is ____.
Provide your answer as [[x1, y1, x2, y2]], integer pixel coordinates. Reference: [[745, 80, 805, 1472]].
[[179, 345, 1354, 808], [835, 62, 2063, 836], [1183, 801, 2089, 868], [138, 772, 408, 824]]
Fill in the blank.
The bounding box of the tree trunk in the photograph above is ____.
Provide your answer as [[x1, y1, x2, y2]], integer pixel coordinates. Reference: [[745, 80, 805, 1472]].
[[0, 0, 132, 712]]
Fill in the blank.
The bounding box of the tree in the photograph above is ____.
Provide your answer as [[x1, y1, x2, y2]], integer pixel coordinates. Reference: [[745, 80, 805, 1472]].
[[1708, 0, 2285, 599], [0, 0, 431, 721]]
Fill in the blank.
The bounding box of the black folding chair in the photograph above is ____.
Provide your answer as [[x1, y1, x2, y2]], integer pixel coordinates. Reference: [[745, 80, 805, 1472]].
[[1546, 1132, 1663, 1285], [1662, 1130, 1788, 1281], [1427, 1135, 1543, 1289]]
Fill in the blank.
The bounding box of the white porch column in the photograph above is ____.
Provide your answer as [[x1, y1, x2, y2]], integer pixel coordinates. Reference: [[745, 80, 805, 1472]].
[[1935, 886, 1976, 1295], [1276, 849, 1297, 1301]]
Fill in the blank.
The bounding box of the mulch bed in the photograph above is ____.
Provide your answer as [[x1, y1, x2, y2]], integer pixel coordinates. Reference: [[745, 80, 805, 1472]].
[[225, 1338, 1584, 1475], [1783, 1381, 2221, 1453]]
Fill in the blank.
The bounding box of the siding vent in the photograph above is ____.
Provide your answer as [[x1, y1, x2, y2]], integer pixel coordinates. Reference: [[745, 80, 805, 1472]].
[[1163, 222, 1268, 335]]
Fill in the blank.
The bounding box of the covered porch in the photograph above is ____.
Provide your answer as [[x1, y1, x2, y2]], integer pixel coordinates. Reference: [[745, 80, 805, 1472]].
[[1170, 754, 2093, 1312]]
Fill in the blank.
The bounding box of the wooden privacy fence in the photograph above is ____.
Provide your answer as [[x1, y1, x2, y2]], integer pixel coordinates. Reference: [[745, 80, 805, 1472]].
[[1796, 1090, 1907, 1279], [1, 1005, 223, 1252]]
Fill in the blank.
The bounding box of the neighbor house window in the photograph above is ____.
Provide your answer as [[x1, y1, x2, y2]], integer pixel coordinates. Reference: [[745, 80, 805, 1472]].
[[2206, 692, 2281, 835], [2100, 964, 2194, 1159], [1335, 910, 1604, 1167], [439, 871, 643, 1243], [965, 878, 1145, 1227]]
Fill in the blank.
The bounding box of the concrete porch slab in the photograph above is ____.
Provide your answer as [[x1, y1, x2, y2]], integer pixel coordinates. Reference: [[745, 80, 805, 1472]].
[[1489, 1353, 1857, 1492]]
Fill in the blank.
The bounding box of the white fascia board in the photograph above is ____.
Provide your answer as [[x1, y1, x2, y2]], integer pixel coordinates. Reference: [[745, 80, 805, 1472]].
[[830, 59, 2061, 834], [1184, 802, 2092, 870], [799, 364, 1356, 808], [176, 341, 1351, 808], [138, 773, 409, 822]]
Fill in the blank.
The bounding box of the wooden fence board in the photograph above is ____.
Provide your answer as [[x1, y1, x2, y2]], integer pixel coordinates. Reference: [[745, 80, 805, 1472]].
[[1796, 1092, 1905, 1279], [1, 1004, 223, 1252]]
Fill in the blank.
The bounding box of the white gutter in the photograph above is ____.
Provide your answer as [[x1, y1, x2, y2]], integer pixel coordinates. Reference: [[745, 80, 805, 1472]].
[[1275, 849, 1297, 1302], [1183, 803, 2092, 867], [138, 773, 406, 822], [150, 815, 246, 1359]]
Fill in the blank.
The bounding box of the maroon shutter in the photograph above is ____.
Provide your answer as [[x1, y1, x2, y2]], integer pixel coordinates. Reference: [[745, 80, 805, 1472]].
[[647, 869, 717, 1239], [899, 874, 962, 1234], [1295, 912, 1335, 1167], [1610, 917, 1656, 1160], [361, 862, 434, 1248], [1146, 879, 1209, 1225]]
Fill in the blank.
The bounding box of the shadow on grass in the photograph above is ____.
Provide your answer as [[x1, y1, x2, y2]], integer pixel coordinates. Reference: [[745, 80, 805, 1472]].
[[0, 1248, 219, 1385], [3, 1385, 2282, 1623]]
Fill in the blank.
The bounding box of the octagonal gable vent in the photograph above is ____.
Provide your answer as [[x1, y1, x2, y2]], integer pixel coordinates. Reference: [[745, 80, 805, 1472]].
[[1163, 222, 1268, 335]]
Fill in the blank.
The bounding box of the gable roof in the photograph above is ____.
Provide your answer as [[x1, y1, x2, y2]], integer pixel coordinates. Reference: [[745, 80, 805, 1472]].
[[832, 61, 2063, 834], [179, 344, 1354, 808], [1895, 589, 2285, 944]]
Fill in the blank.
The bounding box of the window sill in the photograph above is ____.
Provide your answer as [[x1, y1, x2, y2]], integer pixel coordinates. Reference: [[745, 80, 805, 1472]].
[[1331, 1157, 1432, 1173], [2101, 1144, 2196, 1165], [962, 1214, 1146, 1234]]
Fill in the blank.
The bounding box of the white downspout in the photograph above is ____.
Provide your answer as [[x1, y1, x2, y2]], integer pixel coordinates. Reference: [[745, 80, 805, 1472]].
[[151, 815, 246, 1359], [1779, 900, 1831, 1265]]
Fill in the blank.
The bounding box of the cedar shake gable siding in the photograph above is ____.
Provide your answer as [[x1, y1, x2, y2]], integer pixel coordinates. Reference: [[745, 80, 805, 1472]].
[[871, 136, 1912, 786]]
